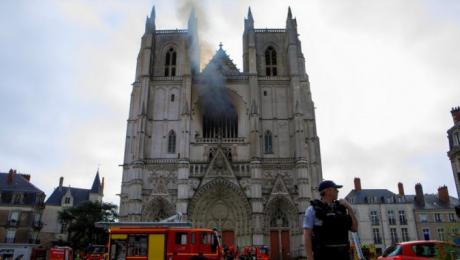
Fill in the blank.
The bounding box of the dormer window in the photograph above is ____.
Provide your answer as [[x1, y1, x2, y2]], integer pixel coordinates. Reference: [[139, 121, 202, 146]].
[[265, 46, 277, 76], [64, 197, 70, 204], [165, 48, 177, 77]]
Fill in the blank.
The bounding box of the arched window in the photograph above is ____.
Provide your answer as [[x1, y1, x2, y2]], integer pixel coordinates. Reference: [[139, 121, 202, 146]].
[[164, 48, 177, 77], [265, 46, 277, 76], [167, 130, 176, 153], [264, 130, 273, 154]]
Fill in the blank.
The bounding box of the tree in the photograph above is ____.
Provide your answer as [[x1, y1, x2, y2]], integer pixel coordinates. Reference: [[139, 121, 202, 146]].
[[58, 201, 118, 250]]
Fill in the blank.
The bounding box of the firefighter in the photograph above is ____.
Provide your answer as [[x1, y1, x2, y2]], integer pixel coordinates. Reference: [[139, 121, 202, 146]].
[[303, 180, 358, 260]]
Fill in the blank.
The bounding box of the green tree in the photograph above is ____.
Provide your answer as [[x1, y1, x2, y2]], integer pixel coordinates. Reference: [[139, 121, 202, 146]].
[[58, 201, 118, 250]]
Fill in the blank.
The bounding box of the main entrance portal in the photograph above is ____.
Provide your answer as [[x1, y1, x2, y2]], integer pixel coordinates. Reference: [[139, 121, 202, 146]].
[[188, 178, 252, 247]]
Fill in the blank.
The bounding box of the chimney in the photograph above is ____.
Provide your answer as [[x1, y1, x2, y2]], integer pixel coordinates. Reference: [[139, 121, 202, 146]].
[[354, 177, 362, 191], [438, 185, 450, 204], [451, 106, 460, 125], [59, 177, 64, 189], [7, 169, 15, 185], [415, 183, 425, 207], [398, 182, 405, 196]]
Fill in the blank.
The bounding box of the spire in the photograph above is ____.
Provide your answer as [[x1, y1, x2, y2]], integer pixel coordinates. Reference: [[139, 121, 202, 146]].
[[145, 5, 156, 33], [188, 7, 197, 30], [245, 7, 254, 30], [90, 170, 102, 194], [286, 6, 297, 38], [150, 5, 156, 21], [188, 7, 199, 74], [248, 7, 253, 22]]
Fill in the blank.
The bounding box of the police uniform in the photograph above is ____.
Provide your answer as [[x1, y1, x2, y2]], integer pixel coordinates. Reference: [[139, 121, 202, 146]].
[[304, 199, 352, 260]]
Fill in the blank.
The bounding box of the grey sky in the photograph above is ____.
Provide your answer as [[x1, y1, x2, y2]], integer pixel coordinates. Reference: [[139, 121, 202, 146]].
[[0, 0, 459, 204]]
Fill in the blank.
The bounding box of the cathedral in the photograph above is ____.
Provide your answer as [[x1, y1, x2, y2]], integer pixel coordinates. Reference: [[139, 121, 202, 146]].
[[119, 6, 323, 258]]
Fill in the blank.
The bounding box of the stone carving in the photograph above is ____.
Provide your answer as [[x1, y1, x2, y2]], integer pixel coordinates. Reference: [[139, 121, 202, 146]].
[[188, 178, 252, 243], [141, 196, 175, 221]]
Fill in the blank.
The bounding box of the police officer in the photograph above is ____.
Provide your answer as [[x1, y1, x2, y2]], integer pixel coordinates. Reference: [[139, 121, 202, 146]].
[[303, 180, 358, 260]]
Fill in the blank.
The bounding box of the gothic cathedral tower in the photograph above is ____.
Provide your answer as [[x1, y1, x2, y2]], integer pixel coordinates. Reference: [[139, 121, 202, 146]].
[[448, 107, 460, 199], [119, 7, 322, 258]]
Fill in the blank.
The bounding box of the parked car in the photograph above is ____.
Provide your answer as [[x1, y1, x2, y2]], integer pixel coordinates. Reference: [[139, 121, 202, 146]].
[[378, 240, 459, 259]]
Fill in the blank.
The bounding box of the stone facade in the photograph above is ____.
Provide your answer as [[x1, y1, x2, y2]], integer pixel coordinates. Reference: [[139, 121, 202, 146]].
[[345, 179, 418, 256], [448, 106, 460, 199], [119, 7, 322, 257]]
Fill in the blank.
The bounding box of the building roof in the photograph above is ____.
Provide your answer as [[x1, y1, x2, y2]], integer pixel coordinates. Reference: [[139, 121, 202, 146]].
[[90, 171, 102, 193], [346, 188, 459, 209], [345, 189, 404, 204], [202, 44, 241, 76], [406, 194, 459, 210], [0, 172, 43, 193], [46, 171, 102, 206], [46, 186, 90, 206]]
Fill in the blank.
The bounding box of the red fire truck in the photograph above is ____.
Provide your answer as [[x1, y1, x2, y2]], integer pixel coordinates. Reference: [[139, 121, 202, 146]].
[[98, 221, 223, 260]]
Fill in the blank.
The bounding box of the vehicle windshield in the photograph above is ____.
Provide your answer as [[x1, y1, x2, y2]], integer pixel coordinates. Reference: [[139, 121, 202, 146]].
[[382, 245, 402, 257]]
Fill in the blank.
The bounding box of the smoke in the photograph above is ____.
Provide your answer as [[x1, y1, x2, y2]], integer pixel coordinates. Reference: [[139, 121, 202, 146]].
[[199, 57, 238, 138], [176, 0, 214, 70], [175, 0, 237, 137]]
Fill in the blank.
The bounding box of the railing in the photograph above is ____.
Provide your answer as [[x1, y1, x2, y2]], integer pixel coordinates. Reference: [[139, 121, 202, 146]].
[[144, 158, 178, 164], [152, 76, 184, 81], [258, 76, 290, 81], [254, 29, 286, 33], [260, 157, 296, 164], [226, 75, 248, 80], [195, 137, 246, 144], [156, 29, 188, 34]]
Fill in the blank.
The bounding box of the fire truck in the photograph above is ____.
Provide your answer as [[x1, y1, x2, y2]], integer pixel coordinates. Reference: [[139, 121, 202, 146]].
[[97, 221, 223, 260]]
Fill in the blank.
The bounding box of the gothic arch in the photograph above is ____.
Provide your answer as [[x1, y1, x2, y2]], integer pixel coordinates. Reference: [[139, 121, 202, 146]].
[[188, 178, 252, 246], [141, 196, 175, 221], [161, 43, 180, 76], [264, 195, 299, 233], [160, 42, 180, 58]]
